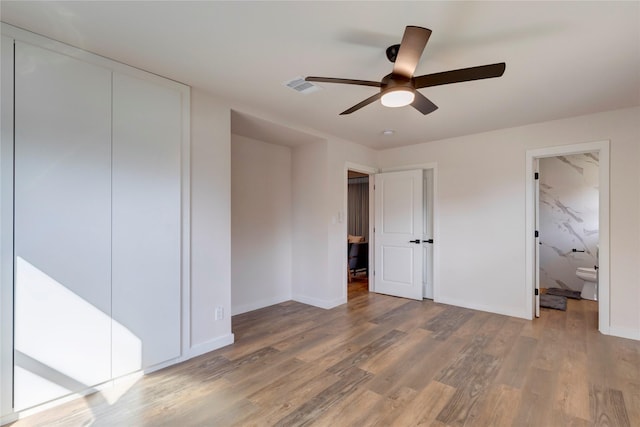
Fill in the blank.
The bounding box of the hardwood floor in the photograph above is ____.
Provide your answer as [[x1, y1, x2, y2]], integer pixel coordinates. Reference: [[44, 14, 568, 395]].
[[10, 286, 639, 426]]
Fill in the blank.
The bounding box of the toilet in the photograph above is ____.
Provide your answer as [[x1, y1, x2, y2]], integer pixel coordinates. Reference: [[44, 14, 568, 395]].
[[576, 267, 598, 301]]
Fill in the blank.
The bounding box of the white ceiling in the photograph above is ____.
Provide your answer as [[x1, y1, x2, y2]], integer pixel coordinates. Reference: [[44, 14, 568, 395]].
[[2, 1, 639, 149]]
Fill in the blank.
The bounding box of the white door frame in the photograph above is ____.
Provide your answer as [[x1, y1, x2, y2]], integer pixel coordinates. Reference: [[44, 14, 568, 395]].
[[534, 158, 540, 318], [0, 34, 16, 424], [525, 141, 610, 334], [380, 163, 438, 301], [345, 162, 379, 293]]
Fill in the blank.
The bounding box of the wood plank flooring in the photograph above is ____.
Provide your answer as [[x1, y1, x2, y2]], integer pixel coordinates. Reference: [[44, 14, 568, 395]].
[[10, 282, 640, 426]]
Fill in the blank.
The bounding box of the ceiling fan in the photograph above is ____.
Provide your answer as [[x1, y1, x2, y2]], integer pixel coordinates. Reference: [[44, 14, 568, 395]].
[[306, 26, 506, 115]]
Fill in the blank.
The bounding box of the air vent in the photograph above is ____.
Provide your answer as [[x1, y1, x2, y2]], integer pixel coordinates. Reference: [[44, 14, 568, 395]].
[[283, 76, 321, 94]]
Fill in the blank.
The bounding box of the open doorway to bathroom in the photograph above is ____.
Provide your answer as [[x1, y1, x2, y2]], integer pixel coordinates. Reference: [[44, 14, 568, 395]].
[[347, 170, 370, 299], [538, 153, 599, 321], [527, 140, 610, 334]]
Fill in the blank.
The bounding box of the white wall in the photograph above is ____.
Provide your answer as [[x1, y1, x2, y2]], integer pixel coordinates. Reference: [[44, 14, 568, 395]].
[[189, 89, 234, 355], [290, 138, 379, 308], [231, 134, 292, 315], [377, 107, 640, 339], [291, 141, 330, 307]]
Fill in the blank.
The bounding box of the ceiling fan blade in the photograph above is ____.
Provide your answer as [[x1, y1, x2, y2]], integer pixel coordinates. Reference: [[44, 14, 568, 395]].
[[414, 62, 506, 89], [392, 26, 432, 78], [340, 92, 383, 115], [305, 76, 381, 87], [411, 92, 438, 115]]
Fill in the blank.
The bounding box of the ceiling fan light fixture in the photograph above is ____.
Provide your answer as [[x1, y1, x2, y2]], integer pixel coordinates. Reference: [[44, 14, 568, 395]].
[[381, 88, 415, 108], [306, 25, 505, 115]]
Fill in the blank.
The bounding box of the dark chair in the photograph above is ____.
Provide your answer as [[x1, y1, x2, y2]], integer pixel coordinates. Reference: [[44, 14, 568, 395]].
[[348, 242, 368, 277]]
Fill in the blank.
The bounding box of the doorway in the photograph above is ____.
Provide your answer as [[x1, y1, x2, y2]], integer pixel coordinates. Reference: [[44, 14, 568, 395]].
[[343, 163, 437, 302], [344, 162, 438, 301], [526, 141, 610, 333], [347, 169, 371, 299], [537, 153, 600, 318]]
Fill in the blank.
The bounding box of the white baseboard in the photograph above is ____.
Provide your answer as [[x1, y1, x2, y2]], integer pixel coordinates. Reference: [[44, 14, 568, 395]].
[[292, 294, 345, 310], [0, 412, 17, 426], [608, 326, 640, 341], [143, 357, 182, 374], [231, 295, 291, 316], [435, 296, 529, 320], [183, 333, 235, 360]]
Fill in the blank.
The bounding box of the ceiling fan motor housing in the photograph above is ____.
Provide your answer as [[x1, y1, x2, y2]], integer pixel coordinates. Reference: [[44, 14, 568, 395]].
[[386, 44, 401, 63], [381, 73, 414, 93]]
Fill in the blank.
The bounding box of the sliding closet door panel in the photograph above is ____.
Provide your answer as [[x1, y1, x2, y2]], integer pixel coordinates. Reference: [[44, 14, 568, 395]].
[[112, 73, 181, 376], [13, 42, 112, 410]]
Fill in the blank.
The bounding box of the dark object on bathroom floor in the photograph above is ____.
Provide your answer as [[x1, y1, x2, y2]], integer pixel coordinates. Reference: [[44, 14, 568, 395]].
[[540, 294, 567, 311], [546, 288, 582, 300]]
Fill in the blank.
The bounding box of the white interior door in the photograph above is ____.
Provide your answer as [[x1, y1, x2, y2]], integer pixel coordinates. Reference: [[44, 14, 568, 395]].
[[374, 170, 424, 300], [534, 160, 541, 317]]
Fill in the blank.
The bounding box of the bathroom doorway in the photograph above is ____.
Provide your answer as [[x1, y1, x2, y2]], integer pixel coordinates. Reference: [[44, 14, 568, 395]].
[[526, 141, 610, 334], [538, 153, 599, 316]]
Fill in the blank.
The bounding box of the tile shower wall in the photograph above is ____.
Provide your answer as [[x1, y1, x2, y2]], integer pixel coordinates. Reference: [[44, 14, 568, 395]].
[[539, 153, 599, 291]]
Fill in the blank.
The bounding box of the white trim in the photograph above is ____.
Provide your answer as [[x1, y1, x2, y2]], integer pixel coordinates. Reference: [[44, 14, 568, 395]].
[[231, 295, 291, 316], [183, 334, 235, 360], [608, 327, 640, 341], [0, 413, 17, 426], [142, 356, 186, 375], [379, 163, 439, 302], [526, 140, 610, 335], [293, 294, 344, 309], [180, 87, 192, 358], [380, 162, 438, 173], [345, 161, 378, 175], [0, 34, 14, 421], [437, 296, 529, 320]]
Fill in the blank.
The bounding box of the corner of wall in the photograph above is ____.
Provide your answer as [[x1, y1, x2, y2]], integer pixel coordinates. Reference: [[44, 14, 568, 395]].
[[189, 89, 233, 353], [291, 141, 330, 303], [292, 294, 345, 310]]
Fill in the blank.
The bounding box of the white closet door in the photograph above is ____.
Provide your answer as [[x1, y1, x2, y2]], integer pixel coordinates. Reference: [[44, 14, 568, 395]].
[[13, 42, 112, 410], [111, 73, 182, 377]]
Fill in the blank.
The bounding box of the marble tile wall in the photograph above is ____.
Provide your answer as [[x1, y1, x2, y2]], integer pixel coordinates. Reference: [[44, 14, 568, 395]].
[[539, 153, 599, 291]]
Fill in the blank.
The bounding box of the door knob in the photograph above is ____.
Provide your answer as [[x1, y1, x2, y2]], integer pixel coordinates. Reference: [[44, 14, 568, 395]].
[[409, 239, 421, 244], [423, 239, 434, 244]]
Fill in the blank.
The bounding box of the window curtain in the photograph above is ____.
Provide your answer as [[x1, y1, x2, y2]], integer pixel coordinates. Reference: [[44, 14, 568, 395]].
[[348, 177, 369, 241]]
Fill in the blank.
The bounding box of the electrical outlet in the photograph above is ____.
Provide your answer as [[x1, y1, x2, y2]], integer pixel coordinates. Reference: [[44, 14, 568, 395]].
[[215, 306, 224, 321]]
